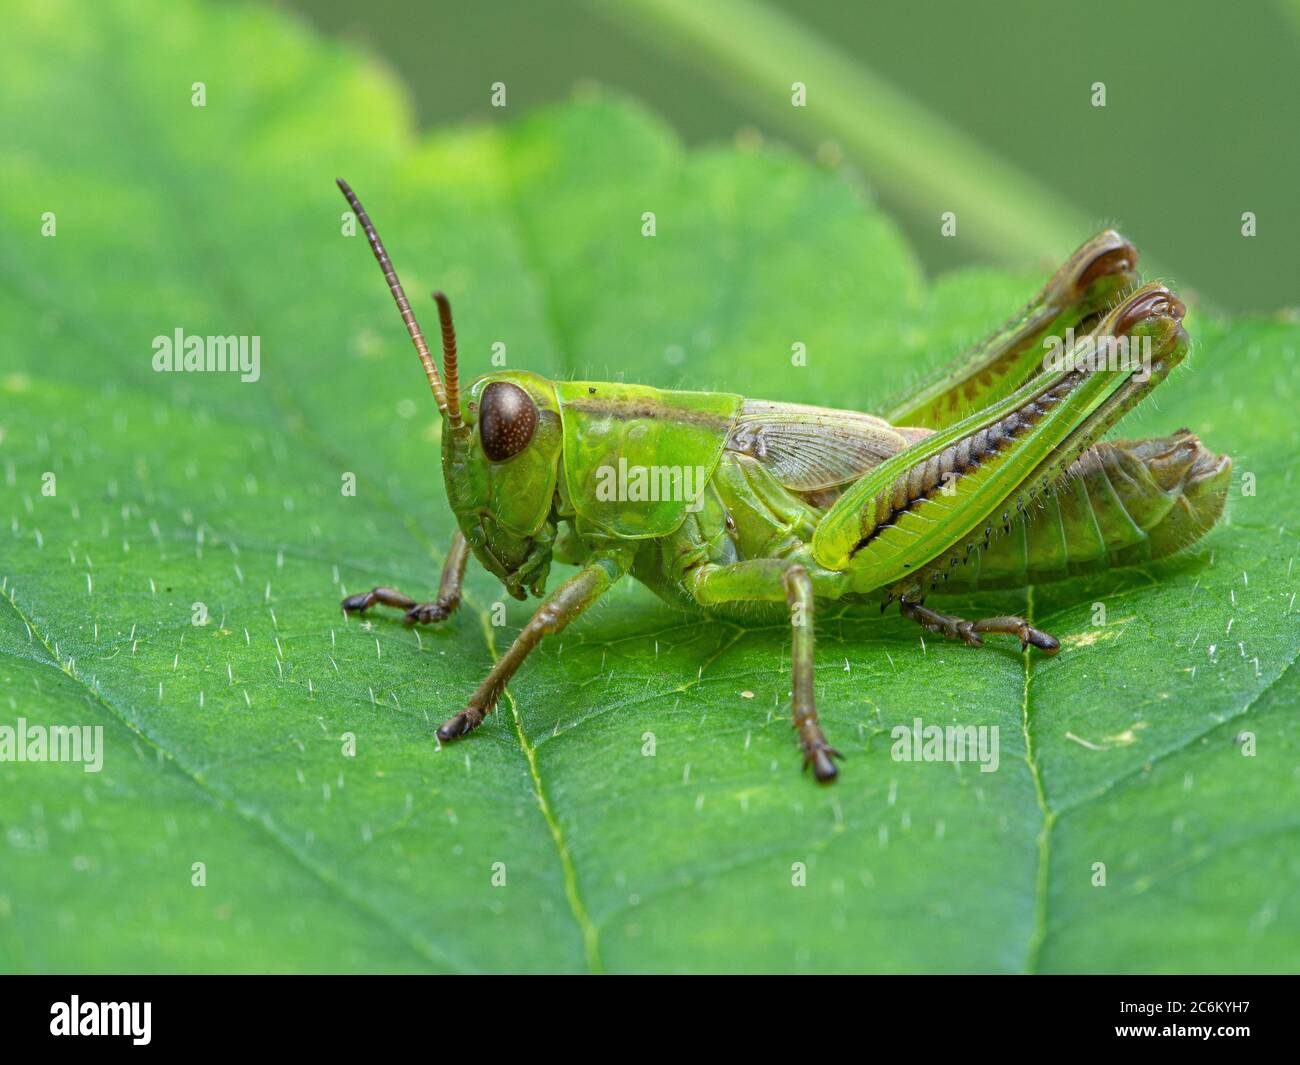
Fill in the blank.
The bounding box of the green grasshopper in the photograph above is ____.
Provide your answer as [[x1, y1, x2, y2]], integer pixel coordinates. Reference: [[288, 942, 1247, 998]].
[[336, 179, 1230, 782]]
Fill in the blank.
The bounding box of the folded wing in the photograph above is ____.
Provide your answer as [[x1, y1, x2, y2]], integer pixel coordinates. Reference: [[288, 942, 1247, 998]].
[[726, 399, 926, 491]]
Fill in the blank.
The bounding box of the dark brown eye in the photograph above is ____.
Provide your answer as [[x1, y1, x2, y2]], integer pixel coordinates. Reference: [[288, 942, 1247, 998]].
[[478, 381, 538, 462]]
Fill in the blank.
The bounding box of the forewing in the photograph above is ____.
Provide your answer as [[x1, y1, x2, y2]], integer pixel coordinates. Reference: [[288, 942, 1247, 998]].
[[726, 400, 919, 491]]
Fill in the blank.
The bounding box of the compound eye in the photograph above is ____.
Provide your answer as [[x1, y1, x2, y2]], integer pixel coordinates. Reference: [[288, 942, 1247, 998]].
[[478, 381, 538, 462]]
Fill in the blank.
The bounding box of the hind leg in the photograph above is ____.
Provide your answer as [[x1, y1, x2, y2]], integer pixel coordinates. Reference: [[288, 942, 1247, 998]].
[[899, 598, 1060, 654]]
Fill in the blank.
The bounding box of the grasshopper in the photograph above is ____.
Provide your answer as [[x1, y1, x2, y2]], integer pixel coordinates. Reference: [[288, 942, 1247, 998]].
[[336, 179, 1230, 782]]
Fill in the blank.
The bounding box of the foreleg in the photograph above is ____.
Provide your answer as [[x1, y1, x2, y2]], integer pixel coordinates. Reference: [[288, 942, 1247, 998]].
[[342, 529, 471, 624]]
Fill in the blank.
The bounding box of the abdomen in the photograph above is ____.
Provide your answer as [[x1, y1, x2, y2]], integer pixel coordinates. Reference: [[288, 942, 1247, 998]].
[[919, 432, 1231, 594]]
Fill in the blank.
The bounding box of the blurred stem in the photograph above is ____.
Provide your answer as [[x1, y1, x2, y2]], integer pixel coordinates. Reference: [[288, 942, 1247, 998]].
[[590, 0, 1096, 266], [1276, 0, 1300, 39]]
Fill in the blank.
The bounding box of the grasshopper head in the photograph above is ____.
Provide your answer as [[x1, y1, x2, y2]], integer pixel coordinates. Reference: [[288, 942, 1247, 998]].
[[333, 181, 566, 600], [442, 370, 564, 599]]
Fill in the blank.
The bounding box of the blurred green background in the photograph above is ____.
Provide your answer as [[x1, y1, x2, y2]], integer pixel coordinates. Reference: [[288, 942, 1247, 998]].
[[264, 0, 1299, 314]]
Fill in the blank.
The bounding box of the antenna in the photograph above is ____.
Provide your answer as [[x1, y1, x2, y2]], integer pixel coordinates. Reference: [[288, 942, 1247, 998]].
[[336, 178, 457, 423], [432, 292, 461, 424]]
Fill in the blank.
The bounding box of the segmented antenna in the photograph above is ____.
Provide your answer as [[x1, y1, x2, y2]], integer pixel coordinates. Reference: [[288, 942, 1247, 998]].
[[432, 292, 461, 425], [335, 178, 458, 424]]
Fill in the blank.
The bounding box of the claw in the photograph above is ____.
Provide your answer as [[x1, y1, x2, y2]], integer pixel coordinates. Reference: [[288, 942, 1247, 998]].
[[341, 592, 372, 614], [436, 708, 481, 741], [1024, 628, 1060, 654], [803, 742, 842, 783]]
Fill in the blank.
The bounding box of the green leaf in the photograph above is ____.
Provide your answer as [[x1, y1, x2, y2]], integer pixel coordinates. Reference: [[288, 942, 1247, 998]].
[[1, 0, 1296, 974]]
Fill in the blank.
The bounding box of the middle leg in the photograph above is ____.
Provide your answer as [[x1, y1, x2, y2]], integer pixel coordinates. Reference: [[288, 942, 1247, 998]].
[[783, 564, 841, 782], [436, 555, 628, 741], [689, 558, 846, 781]]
